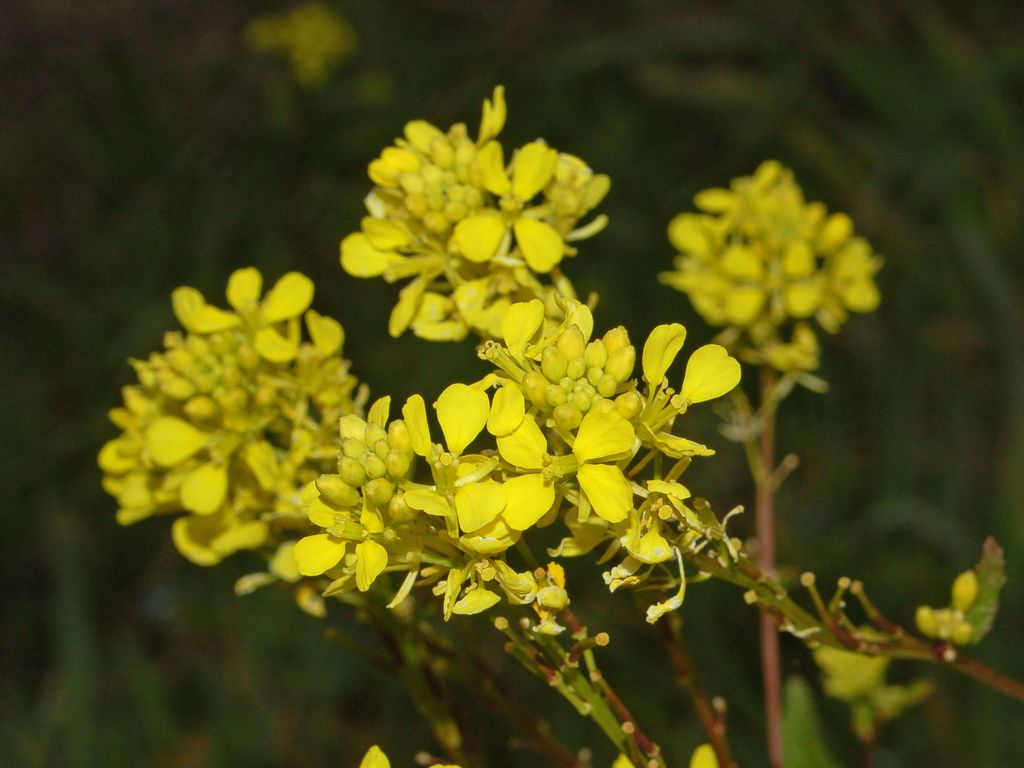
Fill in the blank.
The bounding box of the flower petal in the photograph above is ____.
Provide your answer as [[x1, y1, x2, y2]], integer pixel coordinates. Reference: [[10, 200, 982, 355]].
[[359, 745, 391, 768], [255, 326, 299, 362], [496, 416, 546, 469], [435, 383, 489, 455], [513, 217, 563, 272], [171, 287, 240, 333], [180, 462, 227, 515], [341, 233, 393, 277], [680, 344, 741, 404], [478, 85, 507, 144], [452, 586, 502, 615], [261, 272, 314, 323], [404, 488, 452, 518], [402, 395, 433, 457], [577, 464, 632, 523], [642, 323, 687, 387], [511, 141, 558, 200], [305, 309, 344, 356], [501, 299, 545, 359], [502, 474, 555, 530], [573, 410, 634, 463], [476, 140, 510, 196], [226, 267, 262, 313], [362, 217, 411, 250], [453, 213, 506, 263], [355, 539, 388, 591], [389, 277, 427, 337], [145, 417, 206, 467], [454, 480, 505, 533], [487, 383, 526, 436], [294, 533, 347, 576]]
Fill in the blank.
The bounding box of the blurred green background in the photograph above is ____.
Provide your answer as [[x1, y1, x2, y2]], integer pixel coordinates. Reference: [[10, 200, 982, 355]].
[[4, 1, 1024, 766]]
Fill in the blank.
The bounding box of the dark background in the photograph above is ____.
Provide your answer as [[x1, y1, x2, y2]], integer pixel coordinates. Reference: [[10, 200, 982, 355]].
[[3, 1, 1024, 766]]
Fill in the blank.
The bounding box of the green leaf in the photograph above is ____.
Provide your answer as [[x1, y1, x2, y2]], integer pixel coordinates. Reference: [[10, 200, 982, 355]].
[[964, 537, 1006, 644], [782, 677, 841, 768]]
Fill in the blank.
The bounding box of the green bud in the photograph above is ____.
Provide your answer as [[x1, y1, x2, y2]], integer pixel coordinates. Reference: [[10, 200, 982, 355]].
[[385, 449, 412, 478], [541, 347, 568, 382], [614, 391, 643, 420], [362, 452, 387, 480], [339, 456, 367, 487], [951, 620, 974, 646], [602, 326, 630, 354], [584, 340, 608, 369], [951, 570, 979, 611], [364, 477, 395, 506], [605, 345, 636, 383], [387, 420, 412, 453], [523, 371, 548, 405], [553, 403, 583, 431], [566, 357, 587, 381], [587, 366, 604, 386], [340, 415, 367, 443], [915, 605, 938, 638], [545, 384, 568, 407], [316, 474, 361, 508], [556, 326, 586, 361]]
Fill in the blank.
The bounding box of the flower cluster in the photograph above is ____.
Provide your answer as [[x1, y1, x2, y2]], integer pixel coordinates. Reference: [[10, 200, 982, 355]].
[[340, 86, 610, 341], [915, 569, 981, 646], [245, 2, 357, 88], [661, 160, 882, 372], [287, 296, 740, 629], [98, 269, 360, 601]]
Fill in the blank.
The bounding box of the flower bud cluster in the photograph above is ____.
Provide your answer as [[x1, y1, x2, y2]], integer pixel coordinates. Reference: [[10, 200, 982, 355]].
[[915, 570, 980, 646], [661, 160, 882, 372], [521, 324, 636, 430], [340, 86, 609, 342]]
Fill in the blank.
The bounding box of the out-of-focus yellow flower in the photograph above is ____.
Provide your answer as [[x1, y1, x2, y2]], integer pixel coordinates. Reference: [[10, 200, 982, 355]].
[[661, 161, 882, 372], [98, 268, 359, 581], [246, 2, 356, 88], [356, 745, 460, 768], [340, 86, 609, 341]]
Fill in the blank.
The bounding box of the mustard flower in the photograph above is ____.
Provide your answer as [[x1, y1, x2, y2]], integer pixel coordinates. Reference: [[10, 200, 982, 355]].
[[246, 2, 356, 88], [340, 86, 609, 341], [99, 268, 359, 570], [661, 160, 882, 371]]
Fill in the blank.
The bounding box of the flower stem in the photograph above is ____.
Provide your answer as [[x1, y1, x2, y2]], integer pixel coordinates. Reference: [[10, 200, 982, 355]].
[[752, 365, 783, 768]]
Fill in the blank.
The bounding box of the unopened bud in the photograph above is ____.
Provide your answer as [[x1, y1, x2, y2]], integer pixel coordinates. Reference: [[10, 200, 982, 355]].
[[541, 347, 568, 382], [951, 620, 974, 646], [915, 605, 938, 638], [553, 403, 583, 431], [362, 452, 387, 480], [556, 326, 586, 361], [385, 449, 412, 478], [364, 477, 395, 506], [584, 340, 608, 369], [545, 384, 568, 407], [614, 391, 643, 420], [338, 456, 367, 487], [316, 474, 361, 508], [566, 357, 587, 381], [602, 326, 630, 354], [605, 346, 636, 383], [340, 414, 367, 443], [184, 395, 218, 421], [388, 493, 416, 523], [387, 420, 412, 453], [951, 570, 979, 612], [523, 372, 549, 405]]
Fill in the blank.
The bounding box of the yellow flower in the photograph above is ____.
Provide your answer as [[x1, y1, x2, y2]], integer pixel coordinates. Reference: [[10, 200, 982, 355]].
[[99, 268, 359, 572], [661, 161, 882, 372], [340, 86, 608, 341], [357, 745, 460, 768], [245, 2, 356, 88]]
